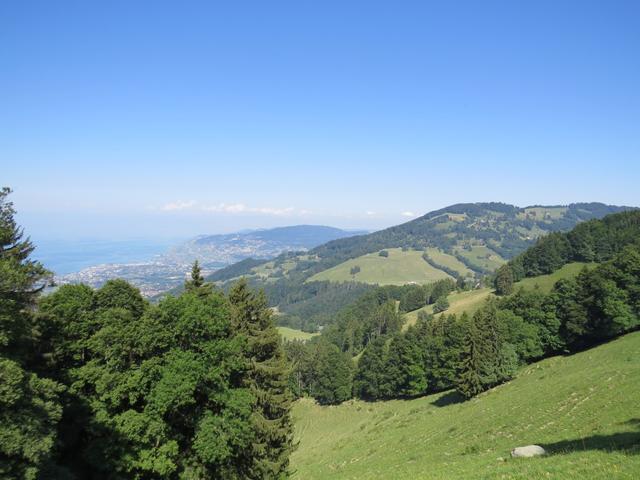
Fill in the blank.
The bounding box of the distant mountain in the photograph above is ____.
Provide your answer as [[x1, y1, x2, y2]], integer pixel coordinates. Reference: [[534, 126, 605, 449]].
[[163, 225, 366, 268]]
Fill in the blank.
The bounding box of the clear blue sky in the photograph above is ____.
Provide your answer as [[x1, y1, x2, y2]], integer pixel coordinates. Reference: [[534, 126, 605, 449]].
[[2, 0, 639, 240]]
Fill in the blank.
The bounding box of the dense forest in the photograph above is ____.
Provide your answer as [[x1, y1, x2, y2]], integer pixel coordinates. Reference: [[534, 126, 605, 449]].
[[0, 189, 294, 479], [284, 210, 640, 405]]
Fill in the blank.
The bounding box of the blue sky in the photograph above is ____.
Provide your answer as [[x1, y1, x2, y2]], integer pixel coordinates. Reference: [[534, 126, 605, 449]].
[[2, 0, 639, 240]]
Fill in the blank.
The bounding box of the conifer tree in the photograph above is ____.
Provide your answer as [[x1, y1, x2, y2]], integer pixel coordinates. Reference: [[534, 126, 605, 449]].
[[457, 300, 517, 398], [421, 313, 466, 392], [385, 332, 427, 397], [456, 313, 485, 399], [494, 264, 514, 296], [228, 279, 294, 479], [306, 339, 354, 404], [0, 187, 63, 479], [354, 336, 388, 399]]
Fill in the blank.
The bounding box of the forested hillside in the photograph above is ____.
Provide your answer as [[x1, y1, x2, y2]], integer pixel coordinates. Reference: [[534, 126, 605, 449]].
[[282, 210, 640, 405], [208, 202, 632, 333]]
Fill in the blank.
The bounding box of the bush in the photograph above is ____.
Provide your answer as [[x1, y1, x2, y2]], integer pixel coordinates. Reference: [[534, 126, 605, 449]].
[[433, 296, 450, 313]]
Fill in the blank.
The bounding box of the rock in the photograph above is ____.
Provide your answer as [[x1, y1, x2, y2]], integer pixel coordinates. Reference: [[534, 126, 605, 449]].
[[510, 445, 546, 458]]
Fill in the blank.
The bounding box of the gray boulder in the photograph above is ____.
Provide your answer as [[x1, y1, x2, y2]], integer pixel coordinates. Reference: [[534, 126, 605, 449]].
[[510, 445, 546, 458]]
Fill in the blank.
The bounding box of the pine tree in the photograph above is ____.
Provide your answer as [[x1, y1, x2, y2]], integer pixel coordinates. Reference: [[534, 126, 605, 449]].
[[385, 332, 427, 397], [228, 279, 294, 479], [0, 187, 63, 479], [184, 260, 205, 290], [494, 264, 514, 296], [422, 313, 466, 392], [457, 301, 517, 399], [456, 313, 485, 399], [354, 336, 388, 399], [307, 339, 354, 404]]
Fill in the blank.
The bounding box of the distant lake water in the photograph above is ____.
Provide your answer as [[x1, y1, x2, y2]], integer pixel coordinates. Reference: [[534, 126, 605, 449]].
[[31, 238, 179, 275]]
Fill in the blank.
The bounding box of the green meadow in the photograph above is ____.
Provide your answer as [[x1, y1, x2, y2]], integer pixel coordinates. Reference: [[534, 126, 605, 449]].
[[425, 247, 474, 277], [454, 245, 506, 272], [291, 332, 640, 479], [277, 326, 320, 342], [514, 262, 595, 293], [308, 248, 452, 286]]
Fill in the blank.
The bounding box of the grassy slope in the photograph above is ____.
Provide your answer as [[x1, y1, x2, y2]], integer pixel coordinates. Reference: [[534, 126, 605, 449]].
[[308, 248, 453, 286], [454, 245, 506, 271], [515, 262, 595, 293], [404, 288, 493, 328], [277, 326, 320, 342], [425, 247, 474, 277], [291, 332, 640, 479], [404, 262, 591, 329]]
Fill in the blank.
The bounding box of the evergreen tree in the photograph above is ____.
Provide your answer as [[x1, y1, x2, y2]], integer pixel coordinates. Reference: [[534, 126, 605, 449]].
[[551, 277, 589, 348], [420, 313, 465, 392], [0, 187, 52, 360], [372, 300, 403, 337], [0, 187, 63, 479], [185, 260, 210, 294], [456, 300, 517, 398], [456, 313, 484, 399], [494, 264, 514, 296], [354, 336, 389, 399], [385, 332, 427, 397], [306, 339, 353, 404], [282, 339, 309, 398], [399, 285, 426, 312], [228, 279, 294, 479]]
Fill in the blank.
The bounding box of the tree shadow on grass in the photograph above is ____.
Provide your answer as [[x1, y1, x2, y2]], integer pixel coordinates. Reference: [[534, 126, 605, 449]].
[[430, 390, 465, 407], [543, 419, 640, 456]]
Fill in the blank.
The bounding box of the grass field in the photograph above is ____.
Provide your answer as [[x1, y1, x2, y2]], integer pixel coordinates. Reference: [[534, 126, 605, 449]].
[[425, 247, 474, 277], [404, 288, 493, 328], [515, 262, 594, 293], [454, 245, 505, 272], [291, 332, 640, 479], [277, 327, 320, 342], [308, 248, 453, 286]]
